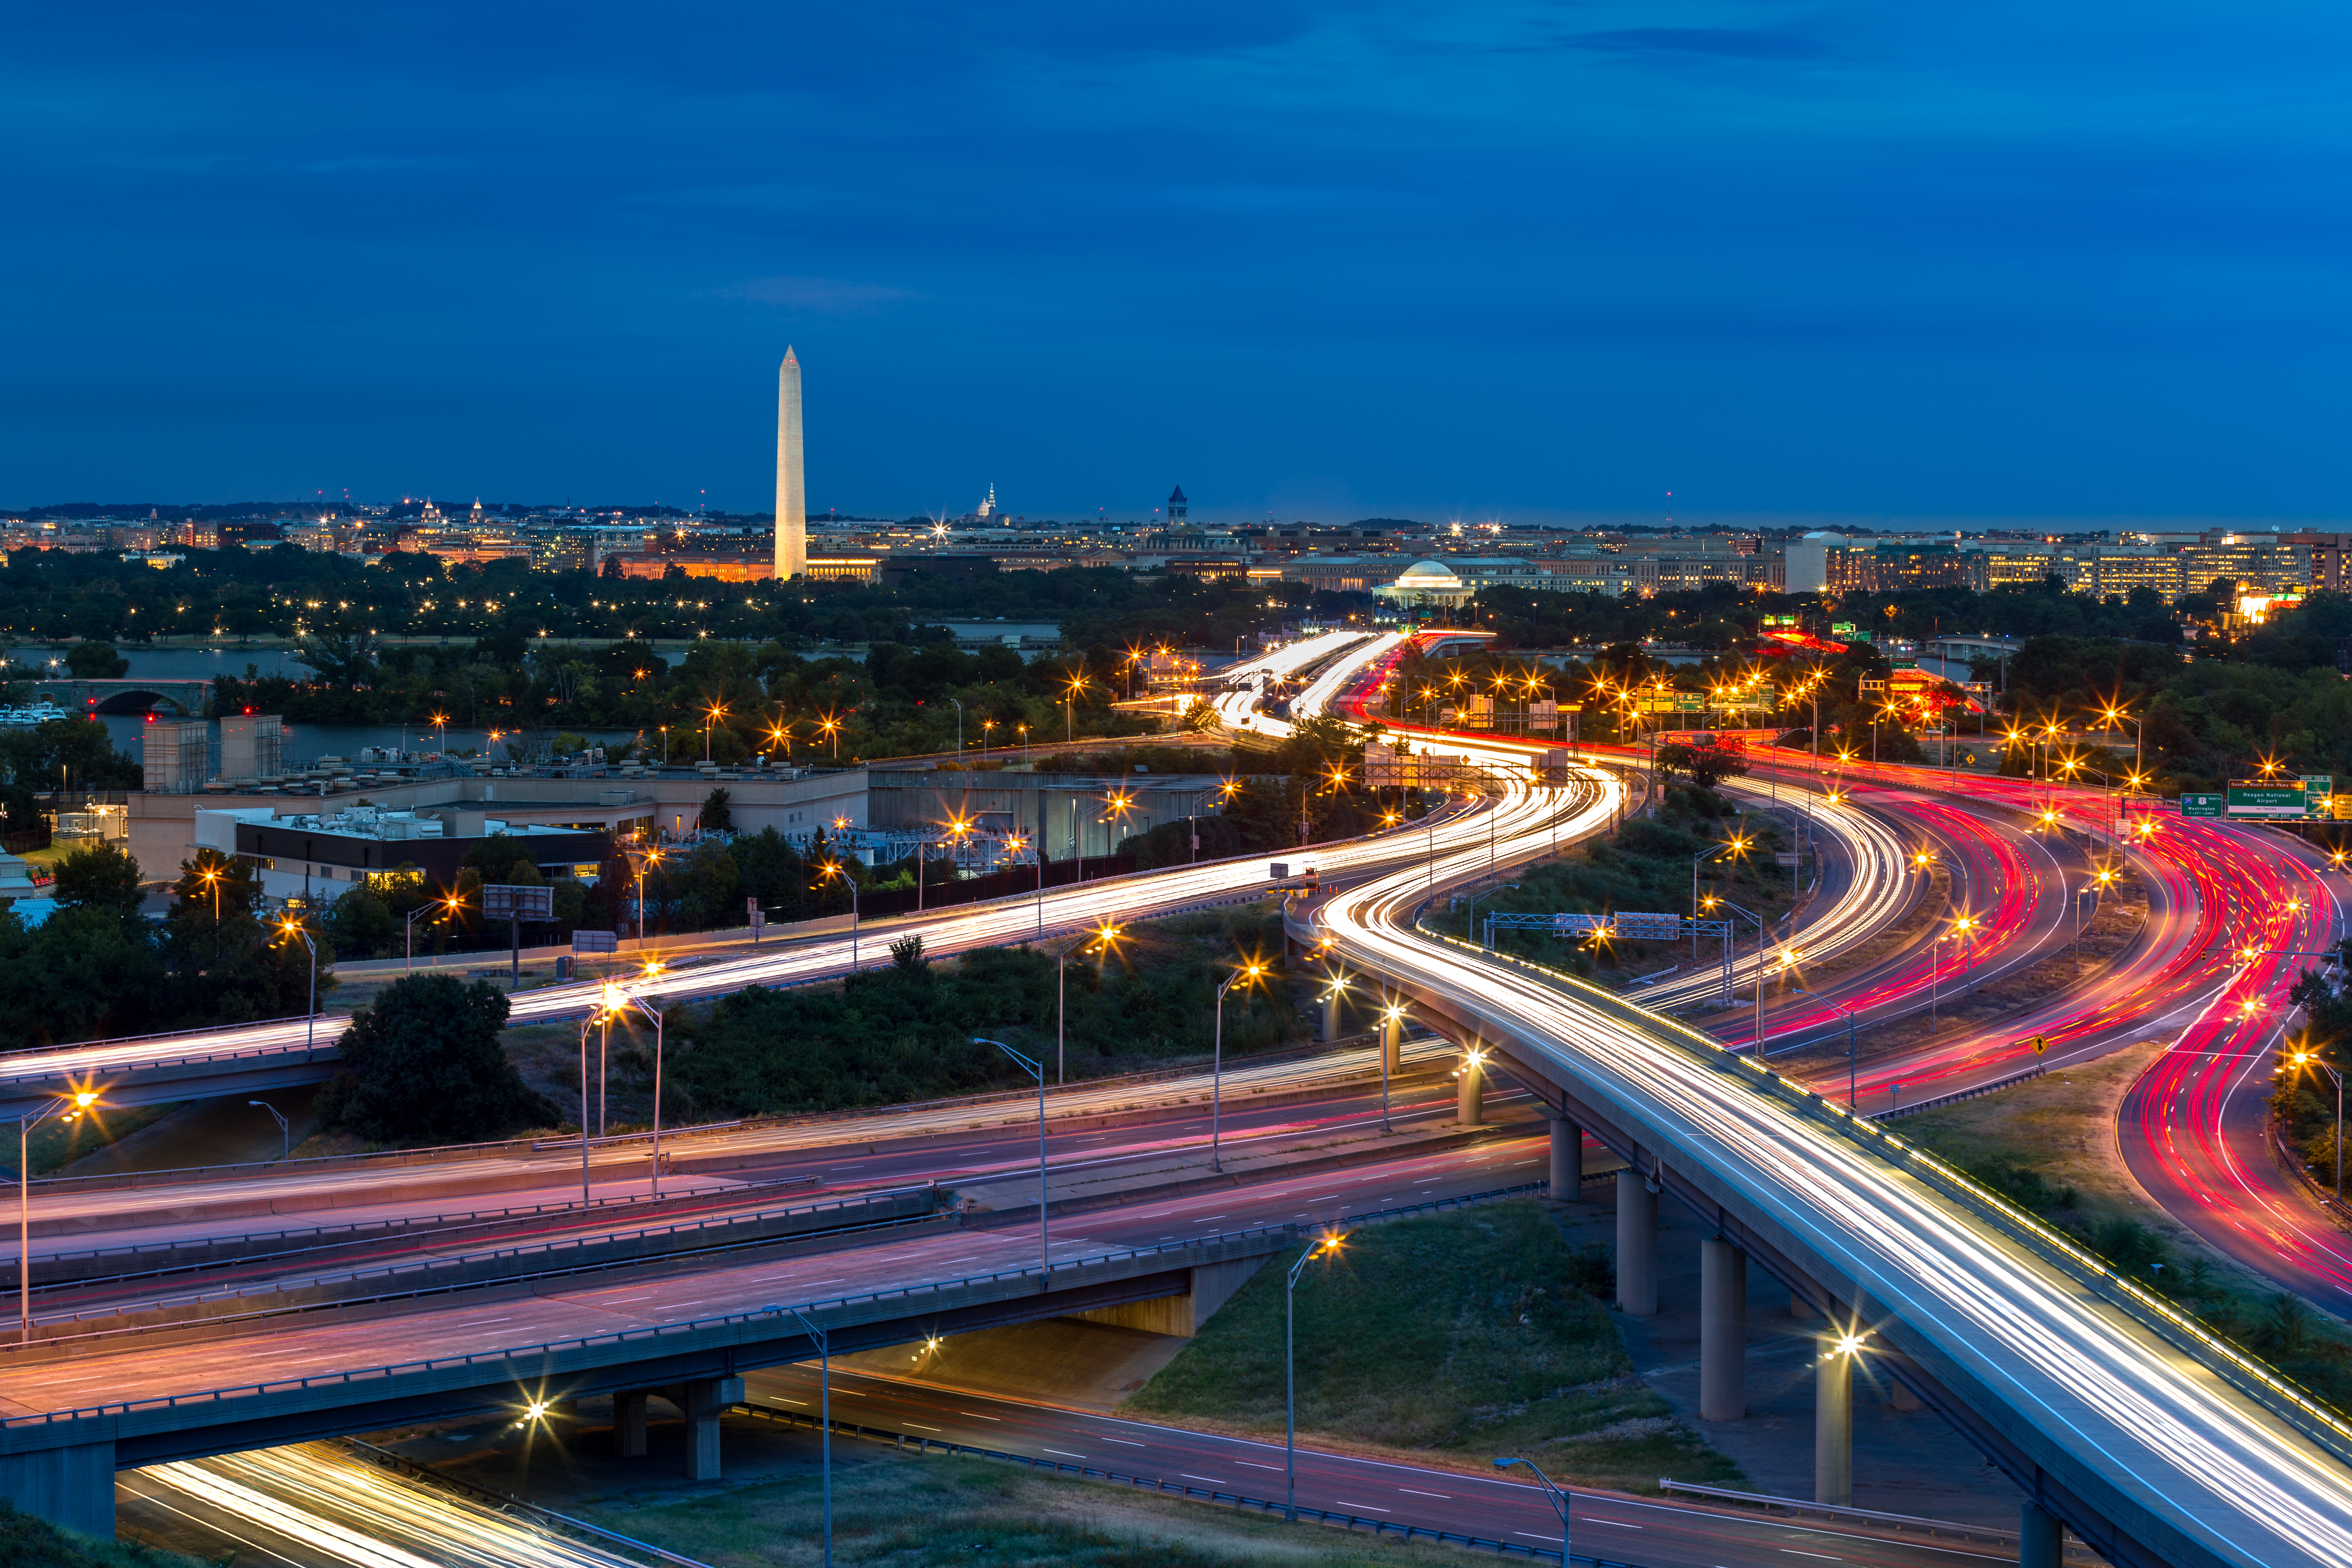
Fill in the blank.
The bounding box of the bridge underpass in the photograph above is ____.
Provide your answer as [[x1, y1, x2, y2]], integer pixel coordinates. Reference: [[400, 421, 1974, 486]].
[[0, 1227, 1287, 1537]]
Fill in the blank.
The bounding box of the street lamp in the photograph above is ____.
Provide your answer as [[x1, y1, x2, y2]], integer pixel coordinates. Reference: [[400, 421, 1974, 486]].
[[248, 1099, 290, 1162], [1285, 1231, 1348, 1521], [1492, 1456, 1572, 1563], [703, 701, 727, 762], [817, 859, 860, 969], [620, 843, 664, 951], [618, 984, 670, 1198], [1213, 961, 1267, 1172], [2288, 1049, 2346, 1201], [405, 890, 465, 974], [1702, 895, 1771, 1052], [275, 915, 319, 1056], [1377, 1000, 1404, 1134], [18, 1089, 99, 1341], [573, 988, 631, 1205], [974, 1039, 1051, 1280], [1056, 920, 1121, 1085], [1063, 672, 1090, 744], [768, 1303, 834, 1566], [1785, 984, 1860, 1109]]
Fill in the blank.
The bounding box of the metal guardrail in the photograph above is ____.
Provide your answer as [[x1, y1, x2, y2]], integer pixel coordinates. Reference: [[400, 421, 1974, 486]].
[[16, 1186, 947, 1340], [5, 1177, 822, 1290], [18, 1181, 880, 1304], [0, 1181, 1561, 1430], [23, 990, 1392, 1195], [1872, 1065, 2047, 1122], [1405, 911, 2352, 1472], [0, 1227, 1292, 1429], [1656, 1479, 2100, 1559]]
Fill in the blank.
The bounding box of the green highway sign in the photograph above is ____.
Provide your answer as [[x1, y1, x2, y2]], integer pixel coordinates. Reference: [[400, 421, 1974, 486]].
[[2225, 781, 2307, 819], [2180, 794, 2224, 818]]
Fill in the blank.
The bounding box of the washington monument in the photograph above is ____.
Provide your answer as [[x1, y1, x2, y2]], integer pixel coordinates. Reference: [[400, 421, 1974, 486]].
[[774, 347, 806, 579]]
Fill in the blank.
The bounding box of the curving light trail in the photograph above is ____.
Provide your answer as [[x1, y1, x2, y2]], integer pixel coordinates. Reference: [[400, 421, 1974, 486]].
[[1315, 760, 2352, 1568]]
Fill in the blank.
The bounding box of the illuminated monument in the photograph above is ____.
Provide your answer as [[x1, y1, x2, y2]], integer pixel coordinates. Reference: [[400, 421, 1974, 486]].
[[774, 347, 806, 579]]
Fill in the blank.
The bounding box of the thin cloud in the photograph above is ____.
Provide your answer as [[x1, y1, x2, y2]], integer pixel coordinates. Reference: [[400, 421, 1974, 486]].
[[1567, 28, 1827, 61], [721, 275, 916, 312]]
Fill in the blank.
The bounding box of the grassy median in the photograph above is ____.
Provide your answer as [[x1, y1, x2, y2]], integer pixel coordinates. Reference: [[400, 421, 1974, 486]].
[[1124, 1200, 1742, 1492], [578, 1448, 1477, 1566], [1898, 1046, 2352, 1411]]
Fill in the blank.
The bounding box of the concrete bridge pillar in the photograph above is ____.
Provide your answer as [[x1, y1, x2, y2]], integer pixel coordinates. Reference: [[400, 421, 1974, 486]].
[[2019, 1503, 2064, 1568], [1381, 1009, 1403, 1075], [1699, 1237, 1746, 1421], [1456, 1049, 1484, 1126], [1547, 1116, 1582, 1200], [1615, 1170, 1657, 1315], [1815, 1341, 1853, 1506], [680, 1376, 745, 1481], [0, 1438, 114, 1538], [1323, 988, 1343, 1042], [615, 1390, 650, 1457]]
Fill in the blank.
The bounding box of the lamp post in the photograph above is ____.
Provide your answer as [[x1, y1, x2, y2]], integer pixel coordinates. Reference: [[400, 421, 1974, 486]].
[[1703, 897, 1771, 1053], [2289, 1049, 2346, 1200], [574, 990, 628, 1205], [621, 844, 664, 952], [1284, 1231, 1348, 1521], [1378, 1001, 1404, 1134], [1056, 920, 1121, 1086], [1786, 985, 1860, 1109], [405, 891, 463, 974], [621, 987, 668, 1198], [818, 860, 860, 969], [19, 1090, 98, 1341], [947, 696, 962, 757], [198, 864, 223, 958], [275, 916, 318, 1056], [973, 1039, 1050, 1280], [768, 1305, 833, 1567], [703, 701, 727, 762], [1493, 1456, 1571, 1564], [1214, 962, 1266, 1172], [247, 1099, 289, 1162]]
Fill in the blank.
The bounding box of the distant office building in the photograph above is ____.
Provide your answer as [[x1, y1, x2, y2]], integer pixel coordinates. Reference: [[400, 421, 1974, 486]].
[[2178, 537, 2312, 597], [200, 804, 609, 904]]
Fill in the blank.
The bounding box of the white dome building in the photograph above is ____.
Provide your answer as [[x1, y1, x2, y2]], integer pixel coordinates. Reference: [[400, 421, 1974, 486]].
[[1373, 558, 1475, 609]]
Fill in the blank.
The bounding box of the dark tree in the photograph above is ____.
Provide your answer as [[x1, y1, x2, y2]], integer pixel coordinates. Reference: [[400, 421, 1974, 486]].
[[1655, 742, 1751, 791], [50, 842, 144, 916], [321, 973, 555, 1143], [63, 641, 129, 679], [700, 786, 733, 833]]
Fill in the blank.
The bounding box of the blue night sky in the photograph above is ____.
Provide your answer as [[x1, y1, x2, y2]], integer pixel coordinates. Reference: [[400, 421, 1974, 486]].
[[5, 3, 2348, 525]]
